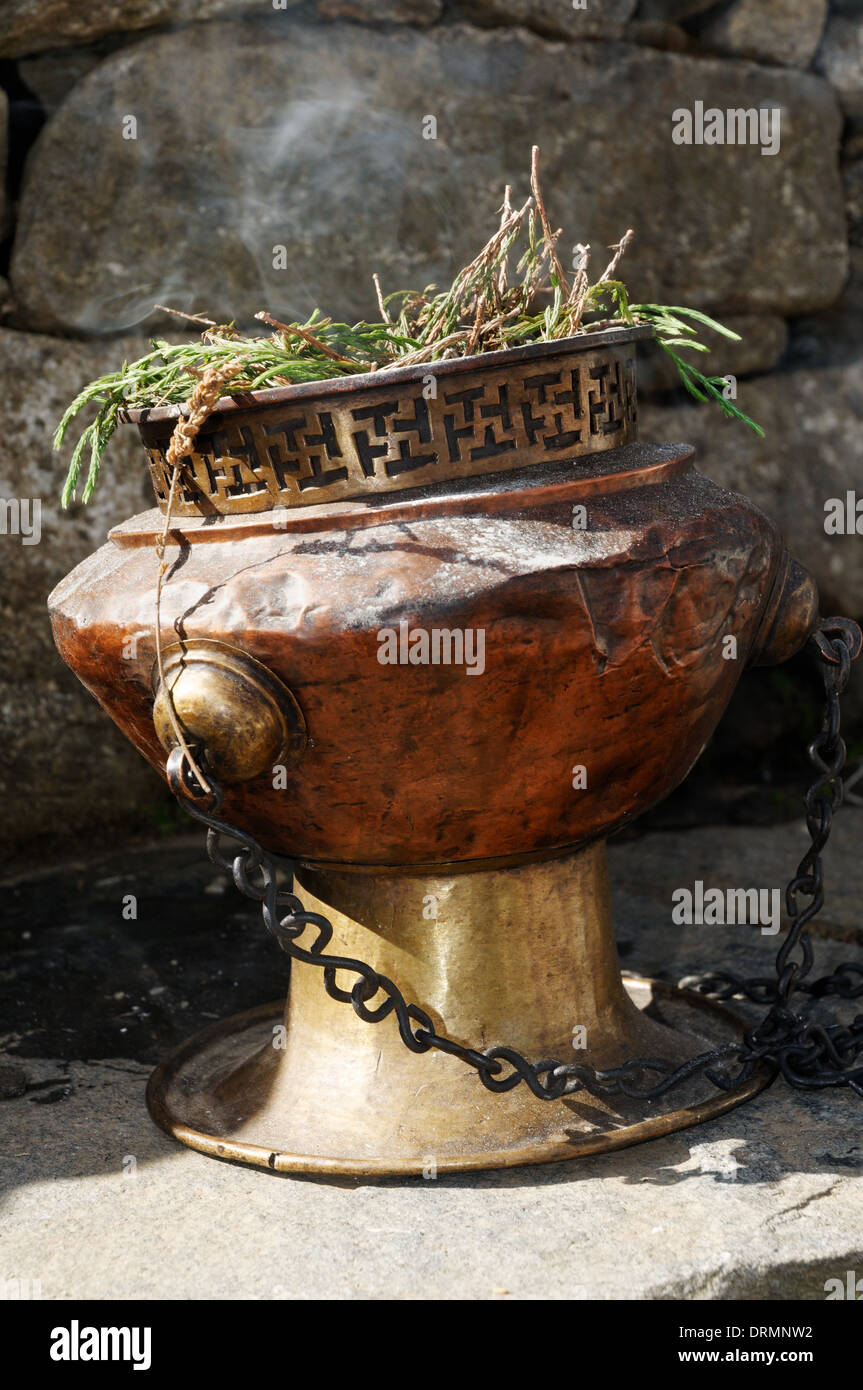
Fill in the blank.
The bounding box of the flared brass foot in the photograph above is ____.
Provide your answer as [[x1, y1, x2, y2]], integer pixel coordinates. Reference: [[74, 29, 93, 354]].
[[146, 846, 772, 1175]]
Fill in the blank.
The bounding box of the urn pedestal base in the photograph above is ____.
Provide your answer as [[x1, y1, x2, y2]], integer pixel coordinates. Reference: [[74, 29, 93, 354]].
[[146, 845, 772, 1175]]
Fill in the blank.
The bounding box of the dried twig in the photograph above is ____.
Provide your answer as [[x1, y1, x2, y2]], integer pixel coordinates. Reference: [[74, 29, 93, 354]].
[[373, 273, 392, 325], [497, 184, 513, 299], [530, 145, 569, 298], [467, 295, 487, 355], [254, 310, 357, 367], [421, 194, 533, 343], [154, 304, 219, 328], [566, 242, 591, 331], [394, 331, 471, 366], [599, 229, 635, 284]]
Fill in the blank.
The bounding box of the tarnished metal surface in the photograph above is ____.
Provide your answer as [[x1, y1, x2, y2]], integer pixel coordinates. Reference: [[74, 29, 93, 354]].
[[49, 440, 816, 869], [146, 841, 772, 1175], [134, 331, 644, 515], [152, 639, 306, 783]]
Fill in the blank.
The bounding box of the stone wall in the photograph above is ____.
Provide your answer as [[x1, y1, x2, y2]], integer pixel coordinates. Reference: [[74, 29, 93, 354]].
[[0, 1, 860, 864]]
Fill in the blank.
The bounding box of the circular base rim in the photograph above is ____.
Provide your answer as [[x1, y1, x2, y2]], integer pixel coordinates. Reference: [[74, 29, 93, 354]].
[[146, 975, 774, 1177]]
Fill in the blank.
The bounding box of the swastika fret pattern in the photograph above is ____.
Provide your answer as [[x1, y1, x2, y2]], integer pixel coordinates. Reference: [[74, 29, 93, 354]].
[[144, 344, 637, 515]]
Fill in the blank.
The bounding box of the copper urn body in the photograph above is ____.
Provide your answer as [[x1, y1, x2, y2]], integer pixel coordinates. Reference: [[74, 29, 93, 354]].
[[49, 327, 818, 1174]]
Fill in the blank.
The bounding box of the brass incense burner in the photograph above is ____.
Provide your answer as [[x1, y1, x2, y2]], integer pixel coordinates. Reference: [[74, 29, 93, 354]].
[[49, 326, 821, 1174]]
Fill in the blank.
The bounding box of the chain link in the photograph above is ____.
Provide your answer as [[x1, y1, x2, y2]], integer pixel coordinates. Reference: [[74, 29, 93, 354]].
[[167, 615, 863, 1105]]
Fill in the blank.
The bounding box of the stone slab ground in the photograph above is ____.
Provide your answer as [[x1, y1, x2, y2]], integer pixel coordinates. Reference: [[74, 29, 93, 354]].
[[1, 814, 862, 1300]]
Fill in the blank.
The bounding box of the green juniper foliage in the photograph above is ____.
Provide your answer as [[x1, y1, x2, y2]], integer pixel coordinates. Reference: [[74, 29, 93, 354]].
[[55, 152, 762, 508]]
